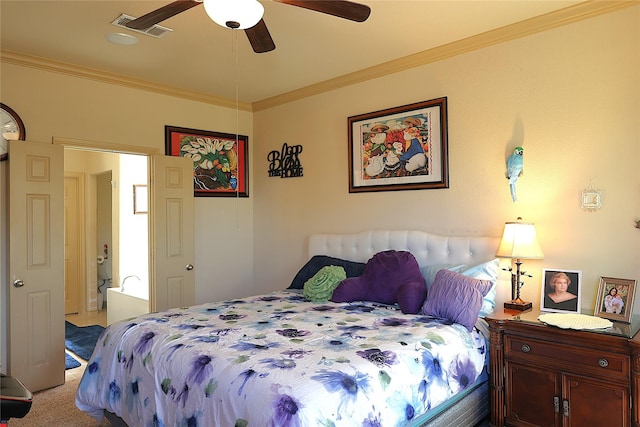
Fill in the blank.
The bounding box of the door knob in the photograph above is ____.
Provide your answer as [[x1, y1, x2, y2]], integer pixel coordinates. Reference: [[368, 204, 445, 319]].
[[185, 264, 194, 271], [13, 279, 25, 288]]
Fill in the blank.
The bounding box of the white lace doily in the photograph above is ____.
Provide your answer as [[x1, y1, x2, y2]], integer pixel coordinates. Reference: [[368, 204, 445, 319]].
[[538, 313, 613, 330]]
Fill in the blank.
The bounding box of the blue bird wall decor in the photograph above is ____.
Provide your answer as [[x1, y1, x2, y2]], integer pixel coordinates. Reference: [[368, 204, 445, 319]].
[[506, 146, 524, 202]]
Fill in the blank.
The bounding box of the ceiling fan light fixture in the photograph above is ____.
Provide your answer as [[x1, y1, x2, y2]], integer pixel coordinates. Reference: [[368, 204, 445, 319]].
[[203, 0, 264, 30]]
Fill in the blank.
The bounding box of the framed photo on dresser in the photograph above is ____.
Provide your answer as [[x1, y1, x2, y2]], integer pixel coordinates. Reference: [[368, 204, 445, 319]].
[[540, 269, 582, 313], [594, 276, 637, 323]]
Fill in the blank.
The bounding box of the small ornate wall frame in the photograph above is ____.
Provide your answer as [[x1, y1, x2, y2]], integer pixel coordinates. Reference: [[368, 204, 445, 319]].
[[581, 181, 601, 212]]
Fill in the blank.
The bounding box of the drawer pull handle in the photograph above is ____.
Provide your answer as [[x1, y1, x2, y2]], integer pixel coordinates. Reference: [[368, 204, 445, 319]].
[[521, 344, 531, 353], [598, 358, 609, 368]]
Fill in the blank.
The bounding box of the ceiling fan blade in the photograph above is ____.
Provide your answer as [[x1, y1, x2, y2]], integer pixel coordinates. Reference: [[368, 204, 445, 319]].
[[245, 19, 276, 53], [126, 0, 202, 30], [275, 0, 371, 22]]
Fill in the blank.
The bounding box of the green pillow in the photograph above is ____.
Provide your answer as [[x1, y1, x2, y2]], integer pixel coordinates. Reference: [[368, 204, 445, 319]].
[[303, 265, 346, 302]]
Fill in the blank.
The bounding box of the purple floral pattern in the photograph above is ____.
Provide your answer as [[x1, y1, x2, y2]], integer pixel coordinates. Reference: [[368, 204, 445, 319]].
[[76, 291, 486, 426]]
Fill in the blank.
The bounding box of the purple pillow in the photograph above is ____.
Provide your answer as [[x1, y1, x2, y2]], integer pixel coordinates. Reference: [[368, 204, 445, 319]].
[[331, 250, 426, 314], [396, 281, 427, 314], [420, 269, 493, 331]]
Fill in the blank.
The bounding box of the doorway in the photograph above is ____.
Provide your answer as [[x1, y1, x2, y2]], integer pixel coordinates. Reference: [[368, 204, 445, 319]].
[[6, 139, 194, 391], [63, 148, 149, 323]]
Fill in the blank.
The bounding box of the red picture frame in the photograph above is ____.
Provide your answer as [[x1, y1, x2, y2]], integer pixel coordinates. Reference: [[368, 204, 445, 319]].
[[165, 126, 249, 197]]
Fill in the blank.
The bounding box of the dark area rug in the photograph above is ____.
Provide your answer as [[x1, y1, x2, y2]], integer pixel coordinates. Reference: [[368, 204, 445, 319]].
[[65, 321, 105, 361], [65, 352, 81, 370]]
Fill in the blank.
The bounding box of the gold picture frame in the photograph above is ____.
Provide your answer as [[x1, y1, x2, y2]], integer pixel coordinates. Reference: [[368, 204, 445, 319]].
[[594, 276, 637, 323]]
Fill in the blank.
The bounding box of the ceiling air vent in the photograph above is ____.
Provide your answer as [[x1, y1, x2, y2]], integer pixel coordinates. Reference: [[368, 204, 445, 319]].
[[111, 14, 173, 38]]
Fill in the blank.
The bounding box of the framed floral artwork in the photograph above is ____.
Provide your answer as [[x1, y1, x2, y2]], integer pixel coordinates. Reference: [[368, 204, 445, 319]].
[[594, 276, 637, 323], [165, 126, 248, 197], [348, 97, 448, 193]]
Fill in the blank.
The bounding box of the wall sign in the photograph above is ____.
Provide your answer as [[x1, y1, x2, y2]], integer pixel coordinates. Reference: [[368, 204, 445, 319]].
[[268, 143, 303, 178]]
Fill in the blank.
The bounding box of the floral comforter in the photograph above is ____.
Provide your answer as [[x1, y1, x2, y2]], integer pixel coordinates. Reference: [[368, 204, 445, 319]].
[[76, 291, 487, 427]]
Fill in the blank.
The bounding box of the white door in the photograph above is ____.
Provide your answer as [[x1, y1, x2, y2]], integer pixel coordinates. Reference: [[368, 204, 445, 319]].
[[9, 140, 65, 392], [150, 155, 195, 312]]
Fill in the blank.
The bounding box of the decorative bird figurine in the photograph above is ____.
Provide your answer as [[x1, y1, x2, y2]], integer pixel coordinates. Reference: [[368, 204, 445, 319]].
[[506, 146, 524, 202]]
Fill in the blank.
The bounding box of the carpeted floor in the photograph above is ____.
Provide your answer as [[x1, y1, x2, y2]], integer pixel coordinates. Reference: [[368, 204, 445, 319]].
[[9, 378, 111, 426]]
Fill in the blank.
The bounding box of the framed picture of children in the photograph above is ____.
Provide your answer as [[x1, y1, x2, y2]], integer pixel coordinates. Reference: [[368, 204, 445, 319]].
[[594, 276, 637, 323], [540, 269, 582, 313]]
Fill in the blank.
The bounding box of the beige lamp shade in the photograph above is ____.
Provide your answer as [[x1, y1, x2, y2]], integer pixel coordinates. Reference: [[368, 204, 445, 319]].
[[496, 220, 544, 260]]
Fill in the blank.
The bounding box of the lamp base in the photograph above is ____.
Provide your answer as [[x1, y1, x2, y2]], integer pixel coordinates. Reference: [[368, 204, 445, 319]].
[[504, 300, 532, 311]]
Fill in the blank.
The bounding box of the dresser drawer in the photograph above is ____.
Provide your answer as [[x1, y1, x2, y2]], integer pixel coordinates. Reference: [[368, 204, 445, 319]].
[[505, 335, 630, 382]]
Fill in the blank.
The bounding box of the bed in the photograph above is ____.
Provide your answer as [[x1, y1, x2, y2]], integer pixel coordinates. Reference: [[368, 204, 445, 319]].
[[76, 230, 502, 426]]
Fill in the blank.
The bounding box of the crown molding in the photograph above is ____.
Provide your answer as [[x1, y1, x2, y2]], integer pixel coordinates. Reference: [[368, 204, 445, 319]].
[[0, 50, 252, 112], [1, 1, 636, 113], [252, 0, 637, 112]]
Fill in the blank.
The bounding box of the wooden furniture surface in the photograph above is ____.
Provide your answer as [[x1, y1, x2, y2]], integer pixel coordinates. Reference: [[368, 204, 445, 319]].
[[487, 310, 640, 427]]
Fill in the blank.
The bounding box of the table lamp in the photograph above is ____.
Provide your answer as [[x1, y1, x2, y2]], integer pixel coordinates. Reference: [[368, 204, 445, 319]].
[[496, 217, 544, 311]]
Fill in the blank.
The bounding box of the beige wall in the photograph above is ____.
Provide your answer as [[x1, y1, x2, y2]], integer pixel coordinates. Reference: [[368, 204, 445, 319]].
[[0, 63, 256, 305], [253, 6, 640, 312]]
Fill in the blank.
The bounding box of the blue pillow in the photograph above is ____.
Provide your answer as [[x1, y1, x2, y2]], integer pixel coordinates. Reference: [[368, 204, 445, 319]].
[[421, 259, 499, 317], [289, 255, 366, 290]]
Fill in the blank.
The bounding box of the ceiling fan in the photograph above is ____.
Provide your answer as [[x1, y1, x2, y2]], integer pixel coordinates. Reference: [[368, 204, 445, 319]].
[[126, 0, 371, 53]]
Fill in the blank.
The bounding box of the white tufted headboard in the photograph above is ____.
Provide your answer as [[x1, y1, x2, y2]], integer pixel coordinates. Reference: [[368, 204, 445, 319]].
[[309, 230, 500, 268], [308, 230, 510, 309]]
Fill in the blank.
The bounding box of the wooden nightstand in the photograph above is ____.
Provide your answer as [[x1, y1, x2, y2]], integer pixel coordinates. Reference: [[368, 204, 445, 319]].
[[486, 310, 640, 427]]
